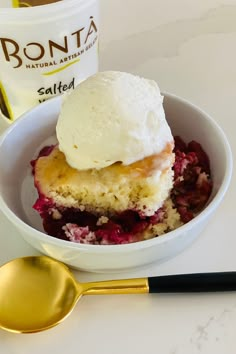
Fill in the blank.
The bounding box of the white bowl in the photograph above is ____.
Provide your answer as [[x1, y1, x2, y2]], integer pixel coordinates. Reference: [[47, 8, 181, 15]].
[[0, 94, 233, 272]]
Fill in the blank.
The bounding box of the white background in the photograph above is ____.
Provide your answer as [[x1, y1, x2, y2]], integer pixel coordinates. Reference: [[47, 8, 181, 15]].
[[0, 1, 236, 353]]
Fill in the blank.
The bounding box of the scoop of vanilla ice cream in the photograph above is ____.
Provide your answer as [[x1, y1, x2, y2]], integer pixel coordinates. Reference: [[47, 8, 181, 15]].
[[56, 71, 173, 170]]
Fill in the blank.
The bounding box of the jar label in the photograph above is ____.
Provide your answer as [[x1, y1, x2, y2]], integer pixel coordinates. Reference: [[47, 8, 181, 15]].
[[0, 1, 99, 120]]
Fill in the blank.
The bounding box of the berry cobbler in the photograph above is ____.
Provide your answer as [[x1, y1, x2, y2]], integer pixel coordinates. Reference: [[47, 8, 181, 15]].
[[31, 136, 212, 245], [31, 71, 212, 245]]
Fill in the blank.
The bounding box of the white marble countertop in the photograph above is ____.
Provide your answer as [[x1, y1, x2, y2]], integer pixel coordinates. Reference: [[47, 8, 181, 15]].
[[0, 1, 236, 353]]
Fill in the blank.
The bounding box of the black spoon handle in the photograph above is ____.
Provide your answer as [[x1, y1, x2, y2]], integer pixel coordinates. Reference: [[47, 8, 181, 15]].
[[148, 272, 236, 293]]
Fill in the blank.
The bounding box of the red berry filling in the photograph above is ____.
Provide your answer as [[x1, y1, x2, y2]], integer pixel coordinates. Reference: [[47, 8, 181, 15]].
[[172, 136, 212, 223]]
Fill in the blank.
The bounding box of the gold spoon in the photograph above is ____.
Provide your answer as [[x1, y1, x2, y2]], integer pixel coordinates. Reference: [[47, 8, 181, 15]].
[[0, 256, 236, 334]]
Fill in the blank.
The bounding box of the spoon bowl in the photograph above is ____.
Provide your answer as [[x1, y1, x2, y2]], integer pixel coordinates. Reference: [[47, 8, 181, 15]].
[[0, 257, 81, 333]]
